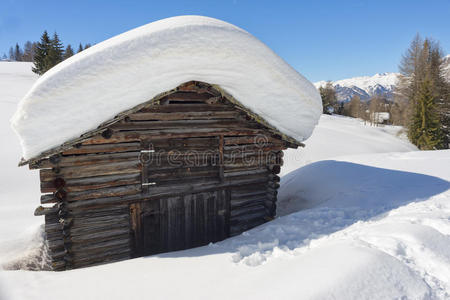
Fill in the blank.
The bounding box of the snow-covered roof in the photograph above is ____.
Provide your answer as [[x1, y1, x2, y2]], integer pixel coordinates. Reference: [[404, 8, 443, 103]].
[[11, 16, 322, 160]]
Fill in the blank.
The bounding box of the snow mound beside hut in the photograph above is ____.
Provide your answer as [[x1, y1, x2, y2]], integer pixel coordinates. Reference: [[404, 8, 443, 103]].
[[11, 15, 322, 160]]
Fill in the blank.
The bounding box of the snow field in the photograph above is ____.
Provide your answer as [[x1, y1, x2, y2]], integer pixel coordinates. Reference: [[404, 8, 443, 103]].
[[1, 62, 449, 299]]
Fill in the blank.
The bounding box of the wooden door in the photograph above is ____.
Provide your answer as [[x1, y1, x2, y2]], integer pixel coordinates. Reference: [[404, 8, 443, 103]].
[[130, 136, 229, 256], [131, 189, 230, 256]]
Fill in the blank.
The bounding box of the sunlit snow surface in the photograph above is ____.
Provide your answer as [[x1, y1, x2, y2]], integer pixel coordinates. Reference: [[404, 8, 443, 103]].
[[11, 16, 321, 160], [1, 62, 449, 300]]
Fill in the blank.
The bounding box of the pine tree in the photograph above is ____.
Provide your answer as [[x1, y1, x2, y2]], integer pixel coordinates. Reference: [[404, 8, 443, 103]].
[[408, 76, 443, 149], [32, 31, 52, 75], [396, 35, 449, 149], [14, 43, 23, 61], [84, 43, 91, 49], [63, 44, 74, 60], [47, 32, 64, 67], [77, 43, 83, 53], [429, 42, 450, 148]]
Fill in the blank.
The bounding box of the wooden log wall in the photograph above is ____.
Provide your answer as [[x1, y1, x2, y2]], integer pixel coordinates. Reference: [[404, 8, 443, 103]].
[[31, 81, 290, 270]]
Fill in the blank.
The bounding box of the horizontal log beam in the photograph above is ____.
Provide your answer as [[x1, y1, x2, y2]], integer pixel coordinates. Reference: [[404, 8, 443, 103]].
[[138, 103, 234, 113], [82, 128, 265, 145], [110, 119, 255, 131], [34, 204, 59, 216], [66, 184, 141, 202], [230, 205, 267, 218], [40, 160, 141, 181], [34, 152, 140, 169], [41, 173, 141, 193], [128, 111, 241, 121], [62, 142, 141, 155]]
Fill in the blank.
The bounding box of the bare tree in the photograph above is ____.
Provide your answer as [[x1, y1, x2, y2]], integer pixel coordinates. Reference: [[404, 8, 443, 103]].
[[349, 95, 361, 118]]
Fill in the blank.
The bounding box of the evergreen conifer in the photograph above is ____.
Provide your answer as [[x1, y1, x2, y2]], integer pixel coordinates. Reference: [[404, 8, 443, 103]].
[[63, 44, 74, 60], [408, 76, 443, 149], [32, 31, 52, 75]]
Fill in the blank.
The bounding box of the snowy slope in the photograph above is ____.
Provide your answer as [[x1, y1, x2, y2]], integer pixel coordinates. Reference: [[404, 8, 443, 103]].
[[0, 62, 42, 269], [1, 63, 450, 300], [11, 15, 321, 160], [315, 72, 399, 102], [281, 114, 416, 175]]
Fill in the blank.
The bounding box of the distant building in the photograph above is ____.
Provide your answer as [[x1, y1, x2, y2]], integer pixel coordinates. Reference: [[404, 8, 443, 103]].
[[372, 112, 390, 124]]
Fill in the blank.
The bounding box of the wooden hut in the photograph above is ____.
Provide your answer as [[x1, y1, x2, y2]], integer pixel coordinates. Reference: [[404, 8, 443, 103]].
[[23, 81, 302, 270]]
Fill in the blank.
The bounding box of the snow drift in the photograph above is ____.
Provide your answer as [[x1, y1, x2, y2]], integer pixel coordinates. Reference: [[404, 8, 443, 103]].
[[11, 15, 322, 160]]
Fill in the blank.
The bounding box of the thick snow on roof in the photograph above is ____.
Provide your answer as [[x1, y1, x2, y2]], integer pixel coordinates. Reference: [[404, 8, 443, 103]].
[[11, 16, 322, 160]]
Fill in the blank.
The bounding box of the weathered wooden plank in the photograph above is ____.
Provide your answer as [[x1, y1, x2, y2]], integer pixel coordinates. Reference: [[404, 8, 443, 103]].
[[51, 258, 68, 271], [128, 111, 241, 121], [230, 205, 267, 218], [41, 193, 58, 204], [50, 249, 68, 260], [138, 103, 235, 113], [41, 173, 141, 193], [70, 230, 129, 244], [166, 91, 214, 101], [82, 127, 265, 145], [176, 81, 221, 95], [66, 184, 141, 202], [71, 236, 130, 253], [224, 136, 283, 146], [167, 196, 184, 251], [34, 204, 59, 216], [47, 239, 64, 251], [224, 168, 268, 178], [230, 208, 268, 223], [62, 142, 141, 155], [71, 247, 131, 269], [147, 166, 219, 182], [219, 135, 224, 182], [35, 152, 140, 169], [194, 193, 206, 247], [40, 160, 141, 181], [45, 222, 63, 233], [230, 195, 268, 209], [183, 194, 194, 249], [110, 119, 256, 131], [230, 189, 267, 200], [140, 199, 161, 256], [71, 214, 129, 231]]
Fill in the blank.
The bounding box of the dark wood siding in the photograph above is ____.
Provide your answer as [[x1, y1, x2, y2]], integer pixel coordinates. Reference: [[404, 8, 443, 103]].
[[32, 81, 288, 270]]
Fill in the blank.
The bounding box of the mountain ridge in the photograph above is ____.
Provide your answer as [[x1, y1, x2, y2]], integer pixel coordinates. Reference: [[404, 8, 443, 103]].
[[314, 72, 398, 102], [315, 55, 450, 102]]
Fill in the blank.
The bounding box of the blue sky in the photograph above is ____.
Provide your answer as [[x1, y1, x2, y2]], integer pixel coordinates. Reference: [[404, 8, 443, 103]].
[[1, 0, 449, 82]]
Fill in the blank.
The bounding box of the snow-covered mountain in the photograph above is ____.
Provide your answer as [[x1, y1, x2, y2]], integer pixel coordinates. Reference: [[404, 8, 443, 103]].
[[315, 72, 399, 102], [315, 54, 450, 102]]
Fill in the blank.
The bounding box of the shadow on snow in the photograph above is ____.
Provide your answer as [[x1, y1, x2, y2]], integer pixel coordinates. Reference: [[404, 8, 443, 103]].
[[147, 161, 450, 264]]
